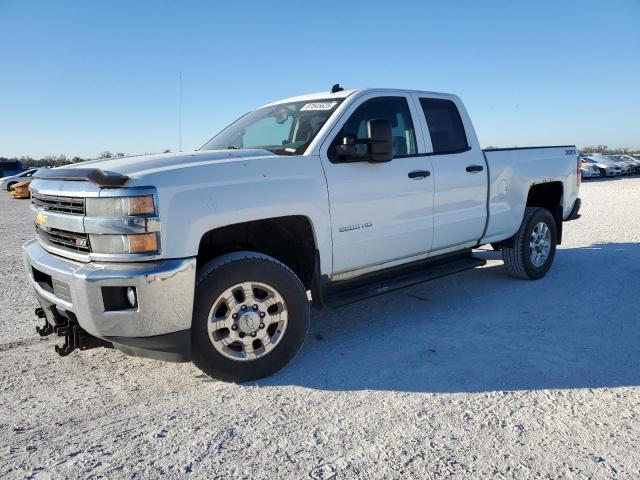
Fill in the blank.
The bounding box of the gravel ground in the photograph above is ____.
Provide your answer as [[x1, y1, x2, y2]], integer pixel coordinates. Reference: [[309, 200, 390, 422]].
[[1, 177, 639, 479]]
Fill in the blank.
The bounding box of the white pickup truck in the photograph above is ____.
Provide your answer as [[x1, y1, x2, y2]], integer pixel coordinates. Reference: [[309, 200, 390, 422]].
[[24, 86, 581, 381]]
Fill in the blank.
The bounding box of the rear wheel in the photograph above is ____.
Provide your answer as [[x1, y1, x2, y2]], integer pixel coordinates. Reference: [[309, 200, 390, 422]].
[[502, 207, 557, 280], [192, 251, 309, 382], [6, 181, 16, 191], [598, 168, 606, 178]]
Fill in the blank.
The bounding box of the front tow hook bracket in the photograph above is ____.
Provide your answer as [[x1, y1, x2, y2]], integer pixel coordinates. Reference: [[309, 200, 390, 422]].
[[34, 307, 54, 337], [54, 324, 81, 357], [35, 304, 110, 356]]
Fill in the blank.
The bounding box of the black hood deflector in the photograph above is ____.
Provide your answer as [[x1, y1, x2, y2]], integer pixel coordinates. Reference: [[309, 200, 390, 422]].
[[34, 168, 129, 187]]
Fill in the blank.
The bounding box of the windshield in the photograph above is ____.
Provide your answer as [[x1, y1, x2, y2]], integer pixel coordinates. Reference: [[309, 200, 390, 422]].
[[201, 99, 344, 156]]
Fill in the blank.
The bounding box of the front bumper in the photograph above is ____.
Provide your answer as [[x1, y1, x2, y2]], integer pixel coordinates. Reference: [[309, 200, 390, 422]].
[[23, 239, 196, 361]]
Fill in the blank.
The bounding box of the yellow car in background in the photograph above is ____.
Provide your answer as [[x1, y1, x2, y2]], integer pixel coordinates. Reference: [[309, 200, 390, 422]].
[[10, 180, 32, 199]]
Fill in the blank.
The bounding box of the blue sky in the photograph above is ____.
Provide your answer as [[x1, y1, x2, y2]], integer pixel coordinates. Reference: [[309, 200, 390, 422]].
[[1, 0, 638, 158]]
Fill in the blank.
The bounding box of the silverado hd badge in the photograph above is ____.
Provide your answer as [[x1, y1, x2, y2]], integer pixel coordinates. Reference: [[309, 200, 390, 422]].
[[339, 222, 373, 233]]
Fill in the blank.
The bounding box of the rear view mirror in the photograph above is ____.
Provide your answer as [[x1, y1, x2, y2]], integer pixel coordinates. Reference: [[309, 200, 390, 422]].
[[333, 118, 393, 163]]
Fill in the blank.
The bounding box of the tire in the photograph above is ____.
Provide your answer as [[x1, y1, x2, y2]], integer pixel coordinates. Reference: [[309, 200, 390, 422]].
[[191, 251, 309, 382], [490, 242, 503, 251], [502, 207, 557, 280], [6, 182, 16, 191], [598, 168, 606, 178]]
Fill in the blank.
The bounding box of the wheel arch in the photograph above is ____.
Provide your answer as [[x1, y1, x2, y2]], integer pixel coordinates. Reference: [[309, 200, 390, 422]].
[[196, 215, 318, 289], [525, 181, 564, 244]]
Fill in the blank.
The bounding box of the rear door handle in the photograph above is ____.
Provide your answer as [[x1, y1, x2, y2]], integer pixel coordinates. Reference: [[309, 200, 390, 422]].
[[466, 165, 484, 173], [408, 170, 431, 179]]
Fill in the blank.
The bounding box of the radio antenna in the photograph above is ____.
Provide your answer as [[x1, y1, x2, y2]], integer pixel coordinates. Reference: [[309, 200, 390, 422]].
[[178, 71, 182, 152]]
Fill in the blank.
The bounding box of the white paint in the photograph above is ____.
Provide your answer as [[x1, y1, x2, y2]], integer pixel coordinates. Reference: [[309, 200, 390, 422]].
[[28, 88, 579, 283]]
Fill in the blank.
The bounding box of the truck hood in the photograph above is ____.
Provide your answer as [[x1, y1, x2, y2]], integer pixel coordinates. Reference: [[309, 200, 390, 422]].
[[62, 149, 277, 178]]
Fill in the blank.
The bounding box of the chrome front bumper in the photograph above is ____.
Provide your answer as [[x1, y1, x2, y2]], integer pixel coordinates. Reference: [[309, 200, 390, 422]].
[[23, 239, 196, 359]]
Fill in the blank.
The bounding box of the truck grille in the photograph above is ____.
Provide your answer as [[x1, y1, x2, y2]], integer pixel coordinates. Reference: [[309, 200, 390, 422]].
[[36, 226, 90, 253], [32, 194, 85, 215]]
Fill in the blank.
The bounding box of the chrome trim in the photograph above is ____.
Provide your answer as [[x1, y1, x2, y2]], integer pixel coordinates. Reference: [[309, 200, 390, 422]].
[[30, 205, 85, 233], [30, 179, 101, 198], [29, 180, 162, 262], [36, 235, 91, 262], [32, 193, 85, 215], [23, 239, 196, 338], [84, 216, 161, 234], [89, 243, 163, 262]]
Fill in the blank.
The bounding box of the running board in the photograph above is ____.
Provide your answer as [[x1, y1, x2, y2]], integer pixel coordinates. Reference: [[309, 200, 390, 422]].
[[323, 256, 486, 309]]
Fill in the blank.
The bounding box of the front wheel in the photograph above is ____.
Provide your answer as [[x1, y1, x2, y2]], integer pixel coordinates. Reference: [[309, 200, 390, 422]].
[[192, 251, 309, 382], [502, 207, 557, 280]]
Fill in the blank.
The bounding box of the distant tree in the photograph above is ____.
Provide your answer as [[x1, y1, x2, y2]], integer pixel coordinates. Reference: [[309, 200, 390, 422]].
[[98, 151, 113, 159], [578, 145, 639, 155], [163, 149, 171, 153], [581, 145, 608, 154], [71, 156, 84, 163], [18, 155, 36, 167], [115, 152, 125, 157]]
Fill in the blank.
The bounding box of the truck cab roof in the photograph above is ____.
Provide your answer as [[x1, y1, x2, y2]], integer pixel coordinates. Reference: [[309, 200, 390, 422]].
[[262, 87, 458, 108]]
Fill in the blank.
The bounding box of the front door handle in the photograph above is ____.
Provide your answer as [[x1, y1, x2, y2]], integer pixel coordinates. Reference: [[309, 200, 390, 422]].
[[466, 165, 484, 173], [408, 170, 431, 179]]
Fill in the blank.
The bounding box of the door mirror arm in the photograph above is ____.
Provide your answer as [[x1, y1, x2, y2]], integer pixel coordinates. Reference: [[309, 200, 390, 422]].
[[333, 119, 393, 163]]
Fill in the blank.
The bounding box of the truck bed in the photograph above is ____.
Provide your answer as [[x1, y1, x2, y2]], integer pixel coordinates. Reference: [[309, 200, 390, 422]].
[[480, 145, 580, 245]]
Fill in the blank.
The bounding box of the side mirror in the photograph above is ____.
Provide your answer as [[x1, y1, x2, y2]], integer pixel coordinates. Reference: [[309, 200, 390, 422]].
[[333, 118, 393, 163], [365, 118, 392, 163]]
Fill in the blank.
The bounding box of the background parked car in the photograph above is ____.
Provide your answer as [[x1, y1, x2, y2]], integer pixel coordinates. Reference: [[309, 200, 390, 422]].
[[614, 155, 640, 174], [1, 168, 37, 191], [0, 159, 25, 178], [583, 156, 622, 177], [580, 158, 600, 178], [9, 180, 32, 199], [596, 155, 633, 175]]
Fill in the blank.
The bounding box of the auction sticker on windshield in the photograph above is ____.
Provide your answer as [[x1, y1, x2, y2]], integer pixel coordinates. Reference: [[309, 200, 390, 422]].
[[300, 101, 337, 111]]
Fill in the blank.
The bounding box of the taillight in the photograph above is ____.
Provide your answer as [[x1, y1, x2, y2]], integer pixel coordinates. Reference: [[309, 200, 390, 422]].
[[577, 157, 582, 186]]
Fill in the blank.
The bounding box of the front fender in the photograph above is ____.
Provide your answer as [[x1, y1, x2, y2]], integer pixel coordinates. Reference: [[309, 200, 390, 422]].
[[136, 155, 333, 276]]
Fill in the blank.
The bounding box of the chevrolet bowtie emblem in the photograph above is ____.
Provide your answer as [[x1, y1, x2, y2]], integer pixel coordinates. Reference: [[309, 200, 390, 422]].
[[36, 212, 47, 225]]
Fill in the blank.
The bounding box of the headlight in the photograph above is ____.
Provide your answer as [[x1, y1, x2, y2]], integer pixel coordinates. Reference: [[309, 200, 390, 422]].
[[86, 195, 155, 217], [89, 233, 158, 254]]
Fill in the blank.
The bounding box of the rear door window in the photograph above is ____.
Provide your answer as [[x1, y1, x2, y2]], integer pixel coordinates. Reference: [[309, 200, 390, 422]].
[[419, 98, 469, 154]]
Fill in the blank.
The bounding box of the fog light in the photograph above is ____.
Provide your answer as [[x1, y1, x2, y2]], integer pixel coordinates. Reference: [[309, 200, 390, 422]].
[[126, 287, 137, 308]]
